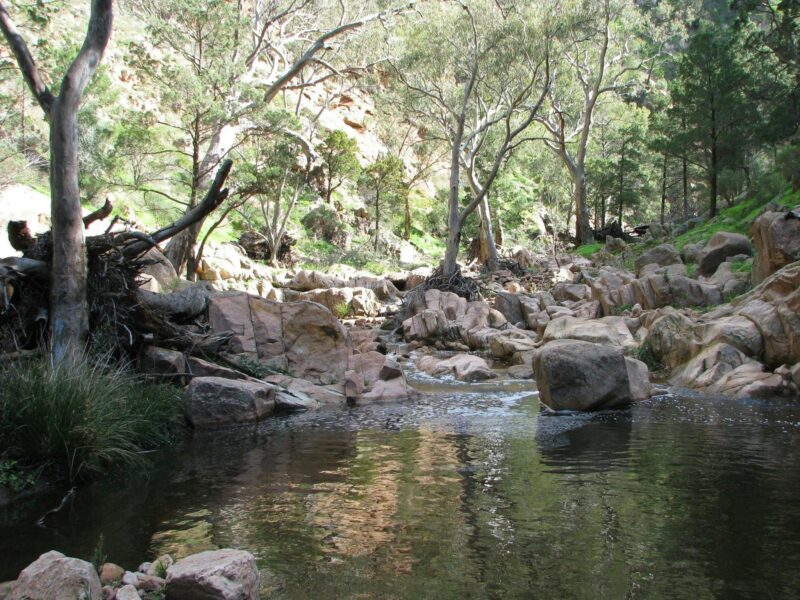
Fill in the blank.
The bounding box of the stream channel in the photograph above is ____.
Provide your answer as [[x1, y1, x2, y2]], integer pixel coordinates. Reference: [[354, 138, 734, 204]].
[[2, 360, 800, 598]]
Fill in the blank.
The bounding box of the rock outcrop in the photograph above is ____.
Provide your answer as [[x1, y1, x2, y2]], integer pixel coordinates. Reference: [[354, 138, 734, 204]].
[[749, 205, 800, 283], [209, 294, 352, 385]]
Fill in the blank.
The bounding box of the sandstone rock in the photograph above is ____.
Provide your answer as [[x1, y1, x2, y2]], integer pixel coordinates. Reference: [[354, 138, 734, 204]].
[[512, 247, 533, 269], [359, 377, 417, 403], [99, 563, 125, 585], [533, 340, 645, 411], [493, 291, 525, 325], [670, 343, 749, 390], [348, 275, 399, 300], [552, 283, 591, 302], [735, 262, 800, 366], [263, 374, 346, 406], [187, 357, 253, 382], [9, 551, 102, 600], [625, 357, 653, 401], [116, 584, 139, 600], [165, 549, 259, 600], [606, 235, 626, 252], [404, 289, 467, 321], [697, 232, 752, 277], [629, 273, 723, 310], [140, 247, 179, 293], [634, 243, 682, 277], [542, 316, 636, 349], [403, 309, 449, 343], [184, 377, 276, 429], [139, 346, 187, 384], [289, 270, 345, 291], [749, 206, 800, 283], [643, 308, 700, 369], [138, 575, 167, 592], [296, 287, 378, 317], [697, 316, 763, 357], [507, 364, 534, 379], [419, 354, 497, 382], [682, 242, 703, 264], [488, 329, 539, 360]]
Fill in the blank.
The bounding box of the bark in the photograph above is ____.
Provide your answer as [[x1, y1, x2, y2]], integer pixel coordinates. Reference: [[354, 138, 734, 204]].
[[477, 195, 499, 271], [82, 198, 113, 228], [373, 190, 380, 252], [573, 167, 592, 245], [0, 0, 114, 364], [660, 153, 668, 225]]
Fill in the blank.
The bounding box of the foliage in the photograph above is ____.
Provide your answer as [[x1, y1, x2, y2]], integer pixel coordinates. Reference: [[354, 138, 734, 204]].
[[316, 130, 361, 204], [0, 459, 36, 493], [359, 154, 408, 251], [0, 357, 184, 482]]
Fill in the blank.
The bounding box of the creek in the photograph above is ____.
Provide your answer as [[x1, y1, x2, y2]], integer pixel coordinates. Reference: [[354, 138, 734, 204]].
[[2, 368, 800, 598]]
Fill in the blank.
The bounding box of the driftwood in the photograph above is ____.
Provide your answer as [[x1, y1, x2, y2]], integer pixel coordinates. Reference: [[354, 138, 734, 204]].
[[0, 160, 235, 359], [82, 197, 113, 228]]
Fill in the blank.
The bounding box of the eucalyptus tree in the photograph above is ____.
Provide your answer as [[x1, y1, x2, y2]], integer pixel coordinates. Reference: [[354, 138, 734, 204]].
[[536, 0, 648, 245], [316, 130, 360, 205], [359, 153, 407, 252], [126, 0, 413, 277], [393, 0, 552, 275], [0, 0, 113, 363]]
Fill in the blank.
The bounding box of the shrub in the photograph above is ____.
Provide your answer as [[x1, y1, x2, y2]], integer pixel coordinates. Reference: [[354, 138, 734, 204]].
[[0, 356, 183, 482]]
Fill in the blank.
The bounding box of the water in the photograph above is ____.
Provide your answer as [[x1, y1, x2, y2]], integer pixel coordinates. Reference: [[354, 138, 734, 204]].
[[2, 371, 800, 598]]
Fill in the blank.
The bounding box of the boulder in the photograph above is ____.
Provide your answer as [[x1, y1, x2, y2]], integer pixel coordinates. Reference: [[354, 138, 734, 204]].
[[116, 585, 140, 600], [542, 316, 636, 349], [9, 551, 102, 600], [289, 270, 345, 291], [348, 275, 399, 300], [533, 340, 649, 411], [626, 357, 653, 401], [184, 377, 276, 429], [139, 346, 187, 384], [296, 287, 378, 317], [165, 549, 259, 600], [140, 247, 179, 293], [682, 242, 703, 264], [488, 329, 539, 360], [552, 283, 591, 302], [643, 308, 700, 369], [493, 291, 525, 325], [209, 294, 352, 385], [629, 273, 723, 310], [634, 243, 682, 277], [403, 309, 450, 343], [404, 289, 467, 321], [697, 232, 752, 276], [749, 206, 800, 283], [419, 354, 497, 382], [99, 563, 124, 585]]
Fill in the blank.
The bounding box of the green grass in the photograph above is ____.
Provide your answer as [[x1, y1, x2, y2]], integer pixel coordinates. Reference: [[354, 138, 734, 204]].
[[576, 242, 603, 258], [0, 356, 184, 483], [674, 185, 800, 251]]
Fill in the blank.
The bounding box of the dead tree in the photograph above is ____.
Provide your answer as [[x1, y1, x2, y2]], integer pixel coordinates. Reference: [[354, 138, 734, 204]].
[[0, 0, 114, 364]]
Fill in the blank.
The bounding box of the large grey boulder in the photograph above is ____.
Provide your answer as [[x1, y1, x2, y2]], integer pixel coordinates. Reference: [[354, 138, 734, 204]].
[[184, 377, 276, 429], [165, 549, 259, 600], [9, 550, 102, 600], [634, 243, 682, 277], [697, 232, 752, 276], [533, 340, 651, 411], [542, 316, 636, 349], [749, 206, 800, 283]]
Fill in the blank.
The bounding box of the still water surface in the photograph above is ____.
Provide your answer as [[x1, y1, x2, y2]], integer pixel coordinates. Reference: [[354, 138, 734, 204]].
[[2, 373, 800, 598]]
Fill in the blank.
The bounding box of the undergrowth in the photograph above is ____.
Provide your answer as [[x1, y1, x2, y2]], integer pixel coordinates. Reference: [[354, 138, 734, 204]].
[[0, 356, 184, 483]]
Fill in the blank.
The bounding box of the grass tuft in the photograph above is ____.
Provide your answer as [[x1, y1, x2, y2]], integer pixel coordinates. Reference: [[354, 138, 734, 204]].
[[0, 356, 184, 482]]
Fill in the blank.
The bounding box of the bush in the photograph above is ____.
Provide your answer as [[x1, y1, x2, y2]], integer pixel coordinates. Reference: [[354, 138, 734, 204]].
[[0, 356, 183, 482]]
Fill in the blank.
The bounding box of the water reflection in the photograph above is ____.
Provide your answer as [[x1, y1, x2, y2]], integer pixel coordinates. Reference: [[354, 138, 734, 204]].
[[2, 385, 800, 599]]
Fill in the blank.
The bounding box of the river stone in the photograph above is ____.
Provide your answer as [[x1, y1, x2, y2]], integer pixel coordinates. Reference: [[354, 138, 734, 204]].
[[9, 550, 102, 600], [116, 585, 140, 600], [533, 340, 640, 411], [697, 232, 752, 276], [166, 549, 259, 600], [99, 563, 124, 585], [634, 243, 682, 277], [184, 377, 276, 429]]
